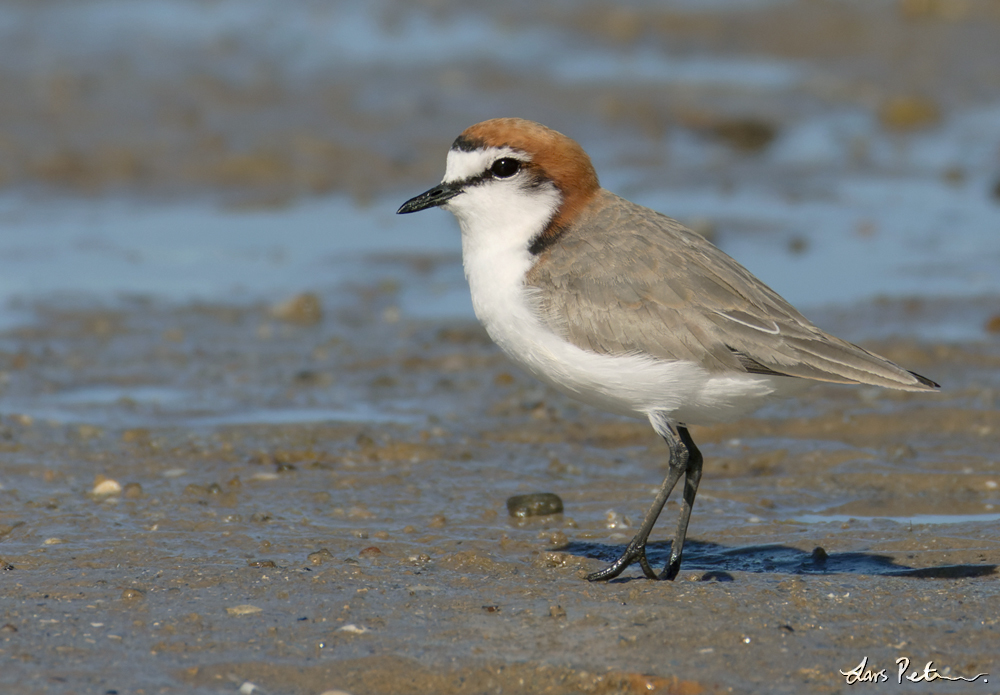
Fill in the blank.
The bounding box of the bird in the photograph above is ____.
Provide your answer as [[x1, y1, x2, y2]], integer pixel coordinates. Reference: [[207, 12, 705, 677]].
[[397, 117, 939, 581]]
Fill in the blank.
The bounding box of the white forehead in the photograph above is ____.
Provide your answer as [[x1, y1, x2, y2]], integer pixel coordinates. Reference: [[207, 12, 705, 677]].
[[442, 146, 526, 183]]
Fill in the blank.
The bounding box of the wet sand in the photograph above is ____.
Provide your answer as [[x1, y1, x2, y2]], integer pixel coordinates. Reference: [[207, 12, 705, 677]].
[[1, 1, 1000, 693], [0, 295, 998, 694]]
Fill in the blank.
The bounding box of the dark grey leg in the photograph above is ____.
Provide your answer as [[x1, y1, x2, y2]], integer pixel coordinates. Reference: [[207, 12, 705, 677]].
[[661, 426, 703, 580], [587, 423, 693, 581]]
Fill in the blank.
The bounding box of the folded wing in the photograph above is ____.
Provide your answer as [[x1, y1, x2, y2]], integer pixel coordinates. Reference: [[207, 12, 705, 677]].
[[525, 191, 938, 392]]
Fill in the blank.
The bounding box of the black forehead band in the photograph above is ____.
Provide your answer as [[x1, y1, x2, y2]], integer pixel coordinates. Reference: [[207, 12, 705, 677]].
[[451, 134, 485, 152]]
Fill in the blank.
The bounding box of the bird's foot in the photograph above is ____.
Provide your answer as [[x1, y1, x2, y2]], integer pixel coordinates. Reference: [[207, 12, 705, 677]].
[[660, 553, 682, 581], [586, 542, 658, 581]]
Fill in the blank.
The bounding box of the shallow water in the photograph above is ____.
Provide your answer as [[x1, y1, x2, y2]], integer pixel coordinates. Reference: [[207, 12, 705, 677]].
[[1, 1, 999, 693]]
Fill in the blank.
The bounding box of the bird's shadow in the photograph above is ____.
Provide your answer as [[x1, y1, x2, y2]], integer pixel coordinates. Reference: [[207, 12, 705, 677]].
[[562, 540, 997, 582]]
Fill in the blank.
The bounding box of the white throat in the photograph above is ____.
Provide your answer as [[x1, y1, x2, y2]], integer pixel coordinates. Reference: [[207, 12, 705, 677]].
[[442, 148, 561, 254], [440, 147, 562, 348]]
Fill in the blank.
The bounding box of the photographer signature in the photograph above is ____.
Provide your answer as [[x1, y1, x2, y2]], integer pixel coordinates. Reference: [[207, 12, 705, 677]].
[[840, 656, 989, 684]]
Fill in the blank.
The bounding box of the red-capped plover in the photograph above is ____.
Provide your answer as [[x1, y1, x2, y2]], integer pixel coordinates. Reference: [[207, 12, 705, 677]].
[[398, 118, 938, 581]]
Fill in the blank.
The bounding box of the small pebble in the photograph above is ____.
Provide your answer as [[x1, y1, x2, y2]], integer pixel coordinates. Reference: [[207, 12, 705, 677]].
[[120, 588, 144, 600], [547, 531, 569, 547], [308, 548, 334, 565], [506, 492, 563, 518], [337, 623, 369, 634], [92, 478, 123, 496], [122, 482, 144, 499], [226, 604, 263, 616], [603, 509, 629, 529], [247, 559, 277, 568], [250, 471, 280, 481]]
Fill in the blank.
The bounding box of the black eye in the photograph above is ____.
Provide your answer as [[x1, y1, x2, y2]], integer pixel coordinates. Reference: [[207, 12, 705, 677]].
[[490, 158, 521, 178]]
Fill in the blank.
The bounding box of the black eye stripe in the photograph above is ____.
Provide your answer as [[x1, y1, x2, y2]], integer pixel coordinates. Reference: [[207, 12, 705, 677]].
[[459, 171, 495, 189], [450, 159, 526, 189], [446, 154, 548, 191]]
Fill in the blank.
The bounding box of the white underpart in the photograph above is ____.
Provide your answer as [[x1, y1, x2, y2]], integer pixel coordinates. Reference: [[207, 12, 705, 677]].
[[442, 147, 792, 426]]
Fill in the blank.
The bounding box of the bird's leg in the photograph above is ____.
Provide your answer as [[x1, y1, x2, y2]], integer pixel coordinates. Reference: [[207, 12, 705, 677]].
[[660, 426, 703, 580], [587, 424, 689, 581]]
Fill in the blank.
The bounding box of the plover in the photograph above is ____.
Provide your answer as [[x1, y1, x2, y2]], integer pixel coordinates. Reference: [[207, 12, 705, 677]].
[[397, 118, 938, 581]]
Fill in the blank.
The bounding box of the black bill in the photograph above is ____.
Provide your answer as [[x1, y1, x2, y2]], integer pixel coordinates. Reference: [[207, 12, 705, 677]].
[[397, 181, 464, 214]]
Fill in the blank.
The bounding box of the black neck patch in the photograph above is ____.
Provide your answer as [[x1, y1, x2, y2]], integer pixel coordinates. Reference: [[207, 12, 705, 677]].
[[528, 223, 567, 256]]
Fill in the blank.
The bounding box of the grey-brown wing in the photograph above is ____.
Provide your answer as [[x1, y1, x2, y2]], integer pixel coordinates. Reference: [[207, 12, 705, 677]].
[[526, 192, 936, 391]]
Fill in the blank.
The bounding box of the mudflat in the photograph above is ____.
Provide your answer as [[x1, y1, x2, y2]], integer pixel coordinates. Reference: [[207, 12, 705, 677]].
[[1, 0, 999, 693]]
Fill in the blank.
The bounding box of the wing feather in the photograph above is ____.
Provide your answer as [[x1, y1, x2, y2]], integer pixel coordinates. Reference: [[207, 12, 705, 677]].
[[525, 191, 938, 391]]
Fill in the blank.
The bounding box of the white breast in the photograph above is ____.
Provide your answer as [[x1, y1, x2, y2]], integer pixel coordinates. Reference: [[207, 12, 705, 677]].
[[458, 219, 790, 426]]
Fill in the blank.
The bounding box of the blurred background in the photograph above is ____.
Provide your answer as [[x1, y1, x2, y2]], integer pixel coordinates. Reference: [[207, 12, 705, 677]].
[[2, 4, 1000, 692], [1, 0, 999, 335]]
